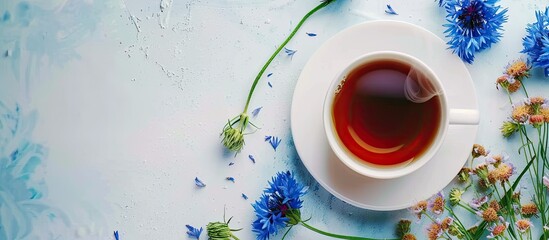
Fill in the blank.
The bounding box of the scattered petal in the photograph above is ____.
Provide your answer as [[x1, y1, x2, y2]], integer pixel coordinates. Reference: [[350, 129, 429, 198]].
[[114, 231, 119, 240], [284, 47, 297, 57], [251, 107, 263, 117], [385, 4, 398, 15], [185, 225, 203, 239], [195, 177, 206, 188], [265, 135, 282, 151], [306, 32, 317, 36], [267, 73, 273, 77], [242, 193, 248, 200], [249, 154, 256, 163], [268, 82, 273, 88], [229, 162, 234, 166], [226, 177, 235, 182]]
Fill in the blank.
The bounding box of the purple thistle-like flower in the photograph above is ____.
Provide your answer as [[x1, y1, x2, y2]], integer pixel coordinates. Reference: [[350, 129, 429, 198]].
[[252, 171, 308, 240], [443, 0, 508, 63], [428, 191, 445, 215], [521, 7, 549, 76], [469, 195, 488, 209]]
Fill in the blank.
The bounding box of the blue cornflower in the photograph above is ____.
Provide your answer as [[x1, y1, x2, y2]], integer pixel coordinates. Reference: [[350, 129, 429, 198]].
[[522, 7, 549, 76], [443, 0, 508, 63], [251, 171, 308, 240], [185, 225, 203, 239]]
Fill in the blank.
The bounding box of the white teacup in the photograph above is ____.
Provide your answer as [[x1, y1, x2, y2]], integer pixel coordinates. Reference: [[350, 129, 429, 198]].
[[323, 51, 479, 179]]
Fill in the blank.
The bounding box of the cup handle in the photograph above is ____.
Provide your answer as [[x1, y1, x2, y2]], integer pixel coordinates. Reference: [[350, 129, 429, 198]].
[[449, 109, 480, 125]]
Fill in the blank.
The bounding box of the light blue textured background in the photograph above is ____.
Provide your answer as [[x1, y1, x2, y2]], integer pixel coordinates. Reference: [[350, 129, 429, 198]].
[[0, 0, 548, 239]]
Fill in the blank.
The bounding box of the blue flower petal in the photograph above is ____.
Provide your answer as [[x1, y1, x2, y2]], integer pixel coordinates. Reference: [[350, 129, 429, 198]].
[[185, 225, 203, 239], [267, 73, 273, 77], [228, 162, 234, 166], [114, 231, 119, 240], [264, 136, 282, 151], [283, 47, 297, 57], [251, 107, 263, 117], [226, 177, 235, 183], [194, 177, 206, 188], [268, 82, 273, 88], [249, 154, 256, 163], [385, 4, 398, 15], [306, 32, 317, 37], [437, 0, 447, 7], [242, 193, 248, 200]]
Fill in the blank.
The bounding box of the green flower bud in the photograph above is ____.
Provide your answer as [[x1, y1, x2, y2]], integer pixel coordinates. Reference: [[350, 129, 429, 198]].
[[222, 127, 245, 152], [449, 188, 464, 206], [396, 219, 412, 238], [221, 113, 250, 153], [448, 224, 464, 239], [457, 168, 471, 183], [206, 218, 241, 240], [285, 209, 302, 226], [500, 121, 518, 138]]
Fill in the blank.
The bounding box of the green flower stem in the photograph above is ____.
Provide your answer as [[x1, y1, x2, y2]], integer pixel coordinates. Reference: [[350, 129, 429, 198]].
[[242, 0, 334, 112], [443, 206, 473, 240], [457, 202, 476, 215], [299, 221, 398, 240]]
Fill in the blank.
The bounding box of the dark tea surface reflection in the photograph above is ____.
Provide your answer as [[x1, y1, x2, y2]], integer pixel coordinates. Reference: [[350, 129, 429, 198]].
[[332, 59, 441, 166]]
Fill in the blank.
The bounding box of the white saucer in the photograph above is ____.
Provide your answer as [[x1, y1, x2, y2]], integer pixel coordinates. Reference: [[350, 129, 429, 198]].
[[290, 20, 479, 211]]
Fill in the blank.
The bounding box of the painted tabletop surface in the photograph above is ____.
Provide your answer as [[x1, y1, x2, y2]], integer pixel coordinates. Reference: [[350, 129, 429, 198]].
[[1, 0, 548, 239]]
